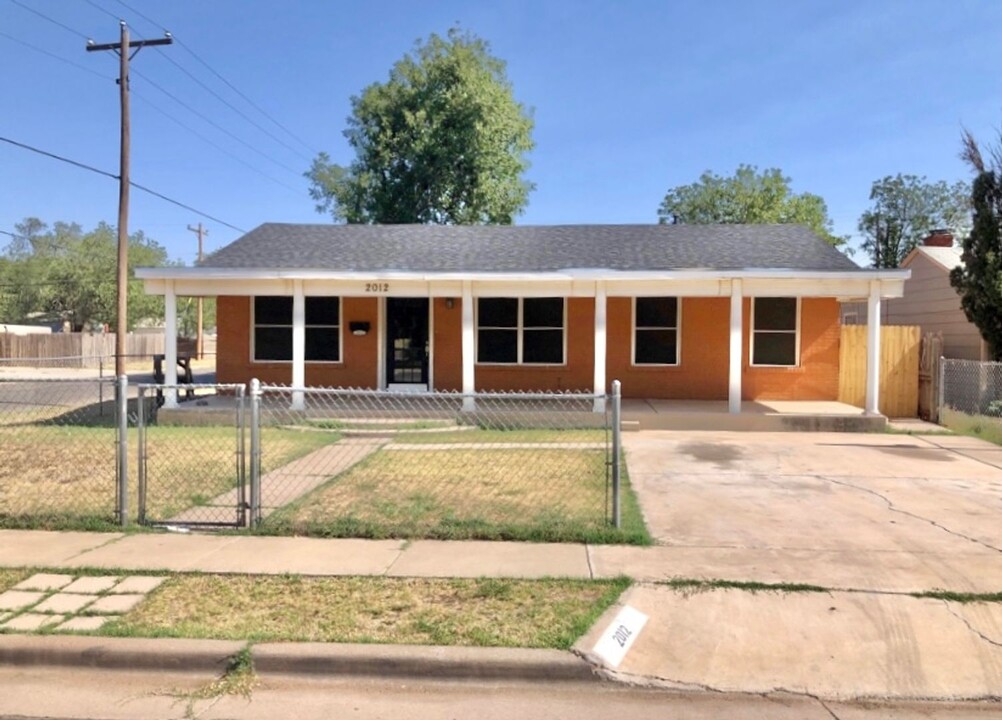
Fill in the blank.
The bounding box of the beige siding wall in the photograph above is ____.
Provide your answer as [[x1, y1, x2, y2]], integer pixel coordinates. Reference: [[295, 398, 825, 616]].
[[885, 254, 986, 360]]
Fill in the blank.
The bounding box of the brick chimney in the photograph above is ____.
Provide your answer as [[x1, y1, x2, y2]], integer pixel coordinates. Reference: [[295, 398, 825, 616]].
[[923, 229, 954, 247]]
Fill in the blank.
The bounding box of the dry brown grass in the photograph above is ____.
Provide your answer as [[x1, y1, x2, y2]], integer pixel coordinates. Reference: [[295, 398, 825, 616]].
[[108, 575, 629, 648], [0, 426, 335, 523], [273, 448, 609, 537]]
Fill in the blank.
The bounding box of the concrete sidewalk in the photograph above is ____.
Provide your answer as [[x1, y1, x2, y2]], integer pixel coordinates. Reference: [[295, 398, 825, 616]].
[[3, 529, 1002, 701], [2, 529, 1001, 594]]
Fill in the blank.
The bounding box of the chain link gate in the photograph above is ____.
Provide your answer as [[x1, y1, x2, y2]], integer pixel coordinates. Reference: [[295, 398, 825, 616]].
[[135, 383, 248, 528]]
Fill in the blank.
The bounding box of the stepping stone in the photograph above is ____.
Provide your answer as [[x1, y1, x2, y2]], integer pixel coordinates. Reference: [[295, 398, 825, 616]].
[[0, 590, 44, 612], [87, 594, 146, 614], [57, 615, 111, 632], [34, 593, 97, 614], [112, 577, 165, 594], [63, 576, 120, 594], [2, 613, 64, 631], [14, 573, 74, 592]]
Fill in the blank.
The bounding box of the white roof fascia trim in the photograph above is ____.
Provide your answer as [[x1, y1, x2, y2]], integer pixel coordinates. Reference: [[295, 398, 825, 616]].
[[135, 267, 911, 282]]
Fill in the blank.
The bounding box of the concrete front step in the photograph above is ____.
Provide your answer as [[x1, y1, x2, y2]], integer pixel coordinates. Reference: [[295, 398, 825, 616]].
[[622, 412, 886, 432]]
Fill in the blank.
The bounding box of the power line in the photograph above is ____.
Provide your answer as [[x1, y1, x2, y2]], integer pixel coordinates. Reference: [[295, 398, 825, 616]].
[[112, 0, 318, 156], [7, 0, 90, 41], [0, 31, 112, 80], [0, 30, 296, 192], [128, 66, 304, 176], [81, 0, 121, 24], [0, 135, 246, 233], [132, 91, 303, 194]]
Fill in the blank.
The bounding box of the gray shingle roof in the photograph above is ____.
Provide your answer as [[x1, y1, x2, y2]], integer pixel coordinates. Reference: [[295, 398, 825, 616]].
[[201, 223, 861, 273]]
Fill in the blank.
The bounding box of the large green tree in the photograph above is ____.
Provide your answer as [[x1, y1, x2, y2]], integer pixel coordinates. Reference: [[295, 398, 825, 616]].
[[306, 28, 535, 224], [0, 218, 169, 330], [657, 165, 846, 248], [858, 174, 970, 268], [950, 131, 1002, 360]]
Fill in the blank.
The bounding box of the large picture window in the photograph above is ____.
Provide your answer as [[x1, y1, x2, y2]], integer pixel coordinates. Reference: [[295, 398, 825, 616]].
[[477, 297, 564, 364], [751, 297, 798, 367], [253, 296, 340, 362], [633, 297, 679, 365]]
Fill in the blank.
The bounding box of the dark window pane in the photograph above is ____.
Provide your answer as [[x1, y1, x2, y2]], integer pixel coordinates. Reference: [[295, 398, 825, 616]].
[[478, 329, 517, 363], [523, 298, 563, 328], [635, 329, 677, 364], [523, 329, 563, 363], [255, 327, 292, 361], [478, 298, 517, 327], [754, 298, 796, 331], [305, 327, 340, 361], [255, 296, 292, 325], [753, 332, 797, 366], [306, 297, 340, 325], [636, 297, 677, 328]]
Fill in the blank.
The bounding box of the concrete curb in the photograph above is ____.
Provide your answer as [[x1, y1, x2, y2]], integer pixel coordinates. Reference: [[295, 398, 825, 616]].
[[0, 635, 601, 683], [0, 635, 243, 673]]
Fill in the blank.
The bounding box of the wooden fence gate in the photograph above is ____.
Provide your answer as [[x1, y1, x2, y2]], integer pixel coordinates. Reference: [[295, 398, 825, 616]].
[[838, 325, 920, 418]]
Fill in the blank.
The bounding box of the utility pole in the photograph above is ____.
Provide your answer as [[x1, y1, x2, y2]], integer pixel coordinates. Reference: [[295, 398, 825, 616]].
[[187, 222, 208, 359], [87, 22, 172, 376]]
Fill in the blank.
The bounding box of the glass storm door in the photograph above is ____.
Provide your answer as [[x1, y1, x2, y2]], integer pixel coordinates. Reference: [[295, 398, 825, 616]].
[[385, 298, 429, 386]]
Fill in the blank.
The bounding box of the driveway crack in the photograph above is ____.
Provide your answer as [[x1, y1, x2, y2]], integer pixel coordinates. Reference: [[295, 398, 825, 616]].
[[818, 475, 1002, 554], [941, 600, 1002, 649]]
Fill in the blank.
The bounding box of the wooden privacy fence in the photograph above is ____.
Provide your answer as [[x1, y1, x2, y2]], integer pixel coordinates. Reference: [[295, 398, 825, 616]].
[[838, 325, 920, 418], [0, 332, 165, 367]]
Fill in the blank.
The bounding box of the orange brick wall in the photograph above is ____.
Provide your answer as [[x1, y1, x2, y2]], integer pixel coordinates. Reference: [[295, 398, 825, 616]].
[[215, 295, 379, 388], [217, 294, 840, 400], [741, 297, 840, 400], [607, 297, 730, 399]]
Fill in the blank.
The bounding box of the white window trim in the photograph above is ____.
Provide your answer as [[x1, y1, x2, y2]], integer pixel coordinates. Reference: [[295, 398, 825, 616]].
[[250, 296, 343, 364], [749, 297, 801, 368], [475, 297, 568, 366], [631, 296, 682, 367]]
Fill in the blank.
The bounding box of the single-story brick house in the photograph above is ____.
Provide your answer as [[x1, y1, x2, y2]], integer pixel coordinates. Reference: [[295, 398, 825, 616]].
[[137, 223, 908, 413]]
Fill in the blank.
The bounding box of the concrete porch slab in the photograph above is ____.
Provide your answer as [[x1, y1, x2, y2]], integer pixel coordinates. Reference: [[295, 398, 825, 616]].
[[621, 399, 883, 432]]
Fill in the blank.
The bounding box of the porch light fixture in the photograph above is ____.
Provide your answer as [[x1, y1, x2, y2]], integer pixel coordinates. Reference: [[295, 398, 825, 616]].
[[349, 321, 370, 336], [445, 298, 455, 309]]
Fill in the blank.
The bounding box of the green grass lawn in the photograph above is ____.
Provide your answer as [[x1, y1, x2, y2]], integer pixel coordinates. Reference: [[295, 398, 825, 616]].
[[105, 574, 630, 648], [940, 408, 1002, 446], [262, 446, 650, 544]]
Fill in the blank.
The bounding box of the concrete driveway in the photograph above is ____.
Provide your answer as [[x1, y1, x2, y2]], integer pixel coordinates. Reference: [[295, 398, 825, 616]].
[[618, 430, 1002, 593]]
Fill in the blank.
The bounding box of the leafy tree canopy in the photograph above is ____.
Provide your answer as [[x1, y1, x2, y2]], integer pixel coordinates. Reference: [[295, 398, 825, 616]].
[[0, 218, 170, 331], [306, 28, 535, 225], [857, 174, 970, 268], [950, 130, 1002, 360], [657, 165, 847, 248]]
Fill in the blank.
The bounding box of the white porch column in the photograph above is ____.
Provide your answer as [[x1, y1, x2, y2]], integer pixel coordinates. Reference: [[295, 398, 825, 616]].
[[291, 281, 305, 410], [865, 281, 882, 415], [163, 281, 178, 408], [461, 281, 475, 411], [728, 279, 743, 414], [593, 282, 607, 413]]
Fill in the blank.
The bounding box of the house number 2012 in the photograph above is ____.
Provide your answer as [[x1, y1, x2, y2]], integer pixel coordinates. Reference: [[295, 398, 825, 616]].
[[365, 283, 389, 293]]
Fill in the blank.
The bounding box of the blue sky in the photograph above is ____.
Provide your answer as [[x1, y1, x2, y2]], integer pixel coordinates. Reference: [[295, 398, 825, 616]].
[[1, 0, 1000, 264]]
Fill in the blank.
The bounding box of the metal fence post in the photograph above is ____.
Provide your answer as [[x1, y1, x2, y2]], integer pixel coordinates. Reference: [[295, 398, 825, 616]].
[[937, 356, 946, 423], [137, 386, 147, 525], [611, 379, 621, 529], [116, 374, 129, 527], [249, 378, 262, 527], [235, 384, 247, 527]]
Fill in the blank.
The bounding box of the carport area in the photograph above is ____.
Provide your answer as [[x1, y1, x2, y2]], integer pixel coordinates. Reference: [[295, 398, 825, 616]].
[[616, 430, 1002, 593]]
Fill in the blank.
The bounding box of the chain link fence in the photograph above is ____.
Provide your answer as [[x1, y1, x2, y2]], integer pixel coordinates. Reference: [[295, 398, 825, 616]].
[[251, 385, 620, 542], [940, 359, 1002, 440], [0, 377, 121, 528], [1, 376, 638, 543]]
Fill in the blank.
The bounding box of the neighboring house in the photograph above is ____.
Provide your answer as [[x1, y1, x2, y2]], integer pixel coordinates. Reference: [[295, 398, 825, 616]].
[[887, 232, 989, 361], [137, 223, 908, 413]]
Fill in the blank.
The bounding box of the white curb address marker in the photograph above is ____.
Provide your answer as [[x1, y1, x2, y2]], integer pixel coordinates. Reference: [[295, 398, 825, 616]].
[[591, 605, 648, 668]]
